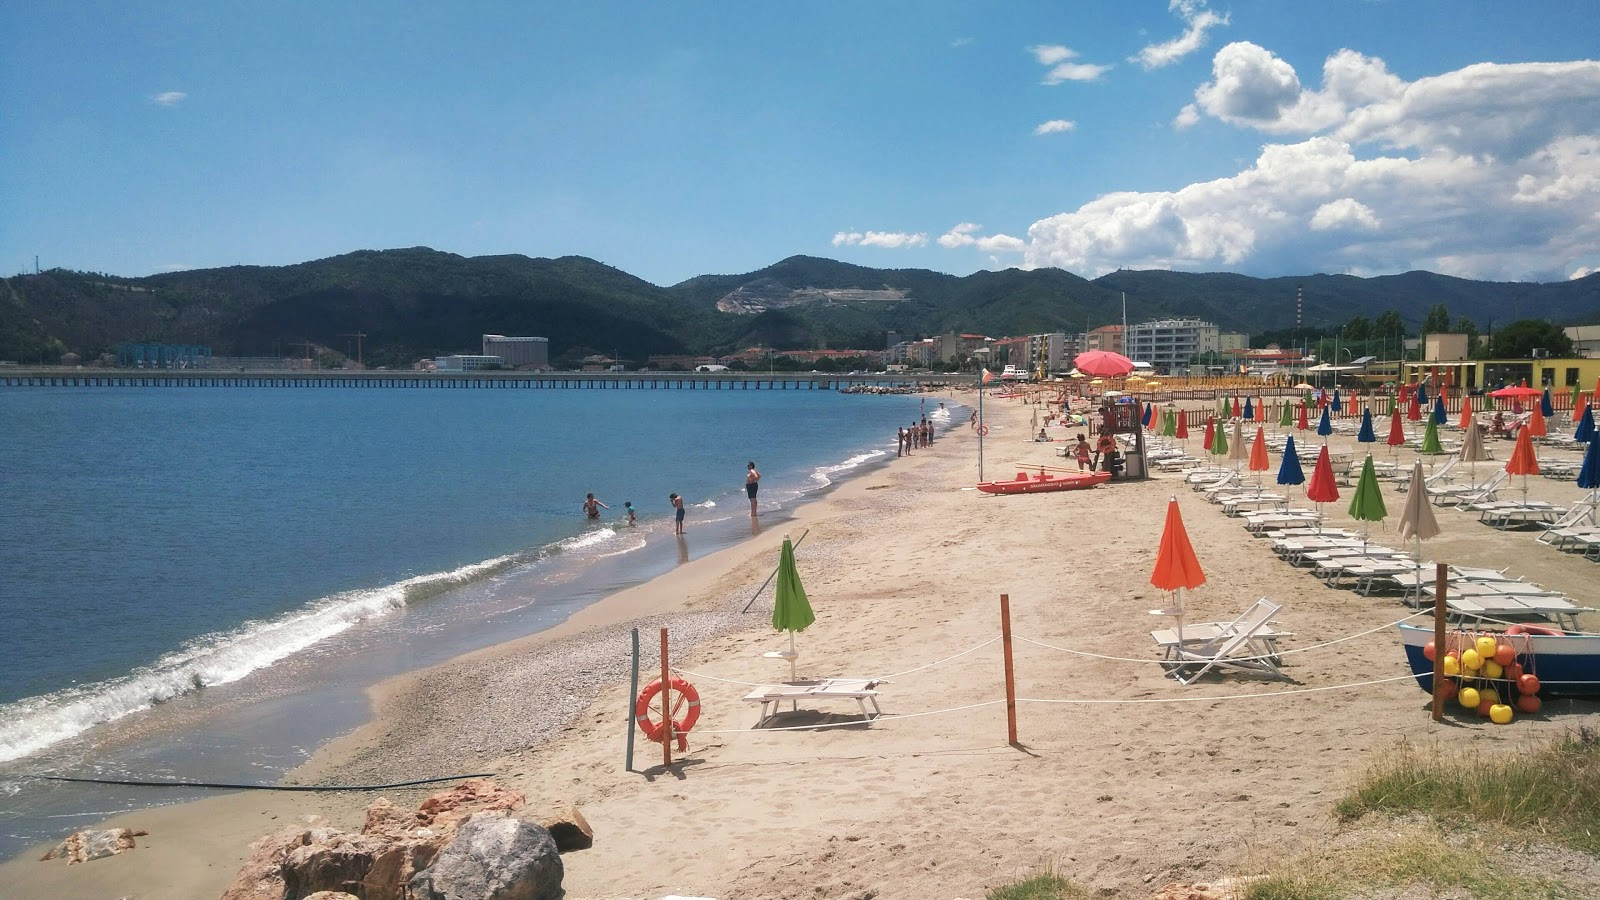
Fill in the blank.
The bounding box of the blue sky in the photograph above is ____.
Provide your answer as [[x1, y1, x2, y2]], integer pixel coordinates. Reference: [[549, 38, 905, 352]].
[[3, 1, 1597, 285]]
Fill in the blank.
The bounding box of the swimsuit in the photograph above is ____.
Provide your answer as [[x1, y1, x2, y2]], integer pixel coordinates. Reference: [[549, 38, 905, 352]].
[[676, 506, 685, 521], [746, 480, 759, 498]]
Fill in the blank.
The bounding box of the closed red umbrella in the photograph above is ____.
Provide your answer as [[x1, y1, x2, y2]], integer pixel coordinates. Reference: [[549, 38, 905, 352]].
[[1506, 424, 1540, 504], [1150, 497, 1207, 659], [1307, 445, 1340, 503], [1528, 401, 1548, 437], [1202, 416, 1215, 451], [1249, 426, 1270, 485], [1297, 403, 1309, 430], [1458, 393, 1473, 430], [1175, 411, 1189, 440], [1407, 393, 1422, 421]]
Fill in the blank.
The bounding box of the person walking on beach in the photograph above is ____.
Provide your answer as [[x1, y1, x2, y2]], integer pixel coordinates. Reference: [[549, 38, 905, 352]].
[[669, 493, 685, 534], [582, 493, 608, 519], [1073, 434, 1091, 471], [745, 462, 761, 515], [970, 410, 978, 430], [624, 501, 637, 526], [922, 415, 932, 444], [897, 427, 905, 457]]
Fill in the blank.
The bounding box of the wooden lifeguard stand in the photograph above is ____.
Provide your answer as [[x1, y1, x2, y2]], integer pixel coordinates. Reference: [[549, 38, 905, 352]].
[[1098, 398, 1151, 480]]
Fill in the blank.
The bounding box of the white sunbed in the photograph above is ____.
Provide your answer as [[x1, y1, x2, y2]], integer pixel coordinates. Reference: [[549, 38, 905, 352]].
[[1151, 598, 1289, 685], [742, 678, 884, 727]]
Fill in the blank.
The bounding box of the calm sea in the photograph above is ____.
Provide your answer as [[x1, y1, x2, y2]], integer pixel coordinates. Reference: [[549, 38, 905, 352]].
[[0, 385, 960, 857]]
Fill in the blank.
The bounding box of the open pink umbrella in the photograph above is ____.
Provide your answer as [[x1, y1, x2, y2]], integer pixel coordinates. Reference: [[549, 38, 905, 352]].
[[1075, 350, 1136, 378]]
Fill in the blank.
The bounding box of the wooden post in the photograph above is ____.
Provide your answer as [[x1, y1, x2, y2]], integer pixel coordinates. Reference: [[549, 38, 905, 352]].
[[626, 628, 639, 771], [1000, 594, 1018, 745], [1431, 562, 1448, 722], [659, 627, 673, 767]]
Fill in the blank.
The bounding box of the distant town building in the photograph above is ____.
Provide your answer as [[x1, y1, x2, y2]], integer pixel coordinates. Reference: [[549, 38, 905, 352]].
[[1082, 325, 1124, 355], [1028, 332, 1070, 373], [1565, 325, 1600, 358], [435, 355, 504, 371], [481, 335, 549, 369], [1423, 333, 1470, 362], [1125, 318, 1222, 374]]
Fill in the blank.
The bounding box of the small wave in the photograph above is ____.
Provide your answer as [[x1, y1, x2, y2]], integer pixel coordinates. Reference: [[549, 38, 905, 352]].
[[553, 527, 618, 553], [0, 554, 516, 764], [810, 449, 889, 486], [595, 537, 649, 559], [693, 500, 716, 508]]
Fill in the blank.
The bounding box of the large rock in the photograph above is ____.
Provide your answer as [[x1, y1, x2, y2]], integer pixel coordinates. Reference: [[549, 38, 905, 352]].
[[219, 824, 439, 900], [413, 779, 527, 833], [408, 812, 563, 900], [39, 827, 144, 864], [537, 805, 593, 852]]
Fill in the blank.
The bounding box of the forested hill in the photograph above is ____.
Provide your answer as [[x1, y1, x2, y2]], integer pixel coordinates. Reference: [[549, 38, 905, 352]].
[[4, 247, 1598, 367]]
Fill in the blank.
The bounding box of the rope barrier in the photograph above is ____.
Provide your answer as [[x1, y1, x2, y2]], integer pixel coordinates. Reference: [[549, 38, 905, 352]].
[[1012, 612, 1427, 666], [671, 636, 1002, 689], [691, 700, 1007, 735], [21, 773, 499, 792], [1015, 672, 1418, 705]]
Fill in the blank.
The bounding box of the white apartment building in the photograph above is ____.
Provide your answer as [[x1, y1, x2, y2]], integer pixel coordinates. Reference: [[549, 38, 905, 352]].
[[1125, 318, 1222, 374]]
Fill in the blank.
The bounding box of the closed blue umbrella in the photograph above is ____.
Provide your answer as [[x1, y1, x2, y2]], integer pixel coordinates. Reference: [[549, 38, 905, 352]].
[[1576, 405, 1595, 444], [1416, 383, 1429, 405], [1432, 396, 1447, 425], [1357, 408, 1376, 443], [1578, 435, 1600, 490], [1242, 397, 1254, 420], [1317, 406, 1333, 439], [1331, 390, 1342, 413], [1277, 435, 1305, 486], [1541, 388, 1554, 417]]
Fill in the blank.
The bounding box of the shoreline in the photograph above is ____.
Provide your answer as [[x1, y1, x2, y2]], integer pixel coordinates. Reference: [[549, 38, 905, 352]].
[[1, 394, 972, 893], [12, 389, 1600, 898]]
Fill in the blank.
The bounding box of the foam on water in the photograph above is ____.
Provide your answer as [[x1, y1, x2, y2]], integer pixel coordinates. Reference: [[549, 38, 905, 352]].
[[0, 554, 517, 763], [810, 448, 891, 486]]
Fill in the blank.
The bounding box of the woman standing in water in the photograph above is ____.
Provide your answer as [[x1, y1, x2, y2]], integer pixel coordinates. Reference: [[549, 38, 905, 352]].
[[745, 461, 761, 516]]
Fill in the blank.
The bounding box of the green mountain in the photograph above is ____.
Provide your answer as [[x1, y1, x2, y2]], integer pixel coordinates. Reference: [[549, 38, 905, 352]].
[[4, 247, 1597, 366]]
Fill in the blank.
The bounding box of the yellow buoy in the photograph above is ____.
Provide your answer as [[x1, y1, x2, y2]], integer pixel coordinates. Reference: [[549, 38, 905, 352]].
[[1490, 704, 1514, 725], [1481, 687, 1501, 707], [1443, 655, 1461, 676], [1483, 660, 1504, 679], [1475, 636, 1498, 659], [1459, 687, 1481, 709], [1461, 648, 1482, 671]]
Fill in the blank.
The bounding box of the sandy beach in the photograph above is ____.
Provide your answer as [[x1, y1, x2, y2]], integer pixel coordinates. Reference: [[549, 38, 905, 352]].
[[7, 391, 1600, 899]]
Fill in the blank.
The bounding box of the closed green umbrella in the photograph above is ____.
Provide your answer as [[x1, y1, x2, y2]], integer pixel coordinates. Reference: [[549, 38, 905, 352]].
[[1210, 419, 1230, 457], [1348, 454, 1388, 547], [771, 534, 815, 684], [1278, 399, 1294, 429], [1419, 416, 1444, 455], [1220, 397, 1232, 419]]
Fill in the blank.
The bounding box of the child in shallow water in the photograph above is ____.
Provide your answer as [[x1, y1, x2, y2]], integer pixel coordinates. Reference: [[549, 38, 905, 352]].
[[624, 502, 636, 526]]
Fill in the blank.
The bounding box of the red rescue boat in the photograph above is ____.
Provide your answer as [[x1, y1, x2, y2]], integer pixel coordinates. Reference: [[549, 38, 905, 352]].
[[976, 470, 1112, 494]]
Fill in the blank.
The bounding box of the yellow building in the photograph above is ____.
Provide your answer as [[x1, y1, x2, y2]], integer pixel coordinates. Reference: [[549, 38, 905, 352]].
[[1402, 357, 1600, 393]]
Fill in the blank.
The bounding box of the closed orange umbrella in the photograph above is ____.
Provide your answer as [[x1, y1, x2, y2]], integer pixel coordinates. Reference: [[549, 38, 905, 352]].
[[1150, 496, 1206, 655], [1151, 498, 1206, 592], [1249, 426, 1270, 472], [1528, 401, 1548, 437], [1458, 393, 1473, 430], [1506, 424, 1540, 505]]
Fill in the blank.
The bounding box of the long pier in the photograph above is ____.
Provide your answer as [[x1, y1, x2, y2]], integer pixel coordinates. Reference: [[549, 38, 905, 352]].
[[0, 369, 961, 391]]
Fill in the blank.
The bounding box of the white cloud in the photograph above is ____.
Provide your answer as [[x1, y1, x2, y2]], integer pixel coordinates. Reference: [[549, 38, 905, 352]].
[[1309, 198, 1381, 231], [1033, 119, 1077, 135], [1572, 265, 1596, 279], [150, 91, 187, 107], [832, 231, 928, 249], [1029, 45, 1112, 83], [952, 37, 973, 48], [1174, 104, 1201, 129], [937, 224, 1026, 254], [1132, 0, 1229, 70]]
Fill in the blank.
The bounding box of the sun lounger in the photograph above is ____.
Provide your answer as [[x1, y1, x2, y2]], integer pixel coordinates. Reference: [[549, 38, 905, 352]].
[[1153, 598, 1288, 684], [1219, 494, 1287, 516], [1536, 498, 1600, 543], [742, 678, 884, 727], [1430, 471, 1507, 507], [1474, 502, 1563, 530]]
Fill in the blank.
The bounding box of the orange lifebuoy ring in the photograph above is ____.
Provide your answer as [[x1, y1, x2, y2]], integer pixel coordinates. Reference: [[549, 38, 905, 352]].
[[978, 425, 989, 436], [1506, 624, 1565, 636], [635, 676, 700, 751]]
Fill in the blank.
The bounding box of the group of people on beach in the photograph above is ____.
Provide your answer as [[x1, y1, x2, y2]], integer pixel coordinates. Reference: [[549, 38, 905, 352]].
[[582, 462, 761, 534], [897, 417, 934, 456]]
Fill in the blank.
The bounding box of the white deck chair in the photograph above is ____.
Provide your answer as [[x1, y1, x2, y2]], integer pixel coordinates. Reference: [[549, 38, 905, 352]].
[[1158, 599, 1288, 685], [1433, 470, 1506, 507], [742, 678, 883, 727]]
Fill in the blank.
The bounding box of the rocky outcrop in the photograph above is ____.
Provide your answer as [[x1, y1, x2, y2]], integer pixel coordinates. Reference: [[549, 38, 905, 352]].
[[537, 806, 593, 852], [218, 780, 574, 900], [39, 827, 145, 864], [408, 812, 563, 900]]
